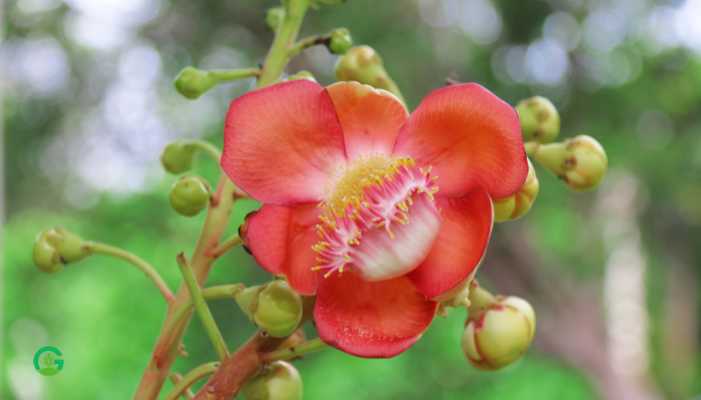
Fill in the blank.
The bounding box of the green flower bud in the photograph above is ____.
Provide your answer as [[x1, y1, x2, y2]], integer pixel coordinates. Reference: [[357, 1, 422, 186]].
[[335, 46, 403, 101], [242, 361, 302, 400], [169, 176, 210, 217], [462, 296, 536, 370], [532, 135, 608, 191], [516, 96, 560, 143], [286, 70, 317, 82], [33, 228, 92, 273], [266, 7, 285, 31], [161, 141, 196, 174], [174, 67, 217, 100], [235, 281, 303, 338], [493, 159, 539, 222], [327, 28, 353, 55]]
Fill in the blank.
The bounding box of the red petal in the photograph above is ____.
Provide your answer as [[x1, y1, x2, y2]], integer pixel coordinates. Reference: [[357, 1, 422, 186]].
[[314, 273, 437, 358], [408, 189, 493, 299], [243, 203, 320, 295], [393, 83, 527, 199], [326, 81, 408, 160], [222, 80, 347, 204]]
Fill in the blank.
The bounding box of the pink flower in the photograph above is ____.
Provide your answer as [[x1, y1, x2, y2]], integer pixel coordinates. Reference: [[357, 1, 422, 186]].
[[222, 80, 527, 358]]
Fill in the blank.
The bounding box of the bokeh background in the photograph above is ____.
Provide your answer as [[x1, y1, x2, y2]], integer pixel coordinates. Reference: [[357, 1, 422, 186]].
[[3, 0, 701, 398]]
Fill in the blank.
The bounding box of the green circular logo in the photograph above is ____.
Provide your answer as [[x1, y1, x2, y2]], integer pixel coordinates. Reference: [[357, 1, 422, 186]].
[[33, 346, 64, 376]]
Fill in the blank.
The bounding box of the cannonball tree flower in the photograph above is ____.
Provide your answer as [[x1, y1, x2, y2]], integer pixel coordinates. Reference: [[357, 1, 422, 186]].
[[222, 79, 527, 357]]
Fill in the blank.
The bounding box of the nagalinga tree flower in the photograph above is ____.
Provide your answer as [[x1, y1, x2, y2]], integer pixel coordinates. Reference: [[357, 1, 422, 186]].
[[222, 79, 527, 357]]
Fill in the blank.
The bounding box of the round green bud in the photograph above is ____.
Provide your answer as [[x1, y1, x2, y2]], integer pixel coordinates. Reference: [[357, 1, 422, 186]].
[[242, 361, 302, 400], [335, 46, 396, 93], [327, 28, 353, 55], [286, 70, 317, 82], [33, 228, 91, 273], [266, 7, 285, 31], [161, 141, 196, 174], [462, 296, 536, 370], [174, 67, 217, 100], [516, 96, 560, 143], [236, 281, 303, 338], [169, 176, 210, 217], [493, 159, 539, 222], [533, 135, 608, 191]]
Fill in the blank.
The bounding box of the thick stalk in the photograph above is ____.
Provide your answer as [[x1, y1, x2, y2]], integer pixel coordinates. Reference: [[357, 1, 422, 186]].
[[134, 0, 309, 397], [134, 176, 237, 399]]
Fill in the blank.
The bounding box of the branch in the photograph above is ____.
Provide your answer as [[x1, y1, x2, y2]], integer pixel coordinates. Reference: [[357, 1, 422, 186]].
[[86, 242, 175, 303]]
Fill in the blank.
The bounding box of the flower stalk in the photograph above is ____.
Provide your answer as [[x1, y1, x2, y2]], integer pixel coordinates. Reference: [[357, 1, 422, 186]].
[[164, 362, 220, 400], [262, 338, 328, 362], [86, 241, 175, 303], [176, 253, 229, 360]]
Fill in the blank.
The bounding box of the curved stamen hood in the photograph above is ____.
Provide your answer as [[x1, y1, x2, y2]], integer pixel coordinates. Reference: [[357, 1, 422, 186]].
[[313, 157, 440, 281]]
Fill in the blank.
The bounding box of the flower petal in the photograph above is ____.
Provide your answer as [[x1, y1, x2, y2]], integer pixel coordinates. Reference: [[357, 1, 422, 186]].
[[314, 272, 437, 358], [222, 80, 347, 204], [326, 81, 408, 160], [393, 83, 528, 199], [243, 203, 320, 295], [408, 189, 493, 299]]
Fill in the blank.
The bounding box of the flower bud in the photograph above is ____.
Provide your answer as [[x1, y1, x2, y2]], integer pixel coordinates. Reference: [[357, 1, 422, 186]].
[[33, 228, 91, 273], [516, 96, 560, 143], [335, 46, 403, 101], [242, 361, 302, 400], [266, 7, 285, 31], [235, 280, 303, 338], [493, 159, 539, 222], [532, 135, 607, 191], [462, 296, 536, 370], [161, 141, 196, 174], [286, 70, 316, 82], [174, 67, 217, 99], [327, 28, 353, 55], [169, 176, 210, 217]]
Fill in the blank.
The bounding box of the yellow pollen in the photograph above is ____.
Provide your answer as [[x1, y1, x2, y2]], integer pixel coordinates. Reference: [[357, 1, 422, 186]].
[[323, 155, 415, 218]]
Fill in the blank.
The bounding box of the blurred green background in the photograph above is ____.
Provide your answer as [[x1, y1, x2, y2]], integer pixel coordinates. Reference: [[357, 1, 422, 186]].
[[3, 0, 701, 399]]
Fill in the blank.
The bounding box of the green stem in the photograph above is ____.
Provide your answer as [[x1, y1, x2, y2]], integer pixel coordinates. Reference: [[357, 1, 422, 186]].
[[183, 140, 221, 164], [169, 373, 194, 399], [467, 281, 497, 316], [210, 234, 242, 258], [208, 67, 260, 83], [288, 34, 329, 58], [165, 362, 220, 400], [166, 284, 245, 334], [176, 253, 229, 360], [262, 338, 328, 362], [86, 242, 174, 303], [524, 141, 539, 157], [257, 0, 310, 87]]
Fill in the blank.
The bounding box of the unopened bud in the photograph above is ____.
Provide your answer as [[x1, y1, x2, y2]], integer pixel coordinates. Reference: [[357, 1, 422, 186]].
[[242, 361, 302, 400], [235, 280, 303, 338], [335, 46, 403, 101], [286, 70, 316, 82], [174, 67, 217, 99], [533, 135, 607, 191], [33, 228, 91, 273], [169, 176, 210, 217], [327, 28, 353, 55], [493, 159, 539, 222], [266, 7, 285, 31], [462, 296, 536, 370], [516, 96, 560, 143], [161, 141, 196, 174]]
